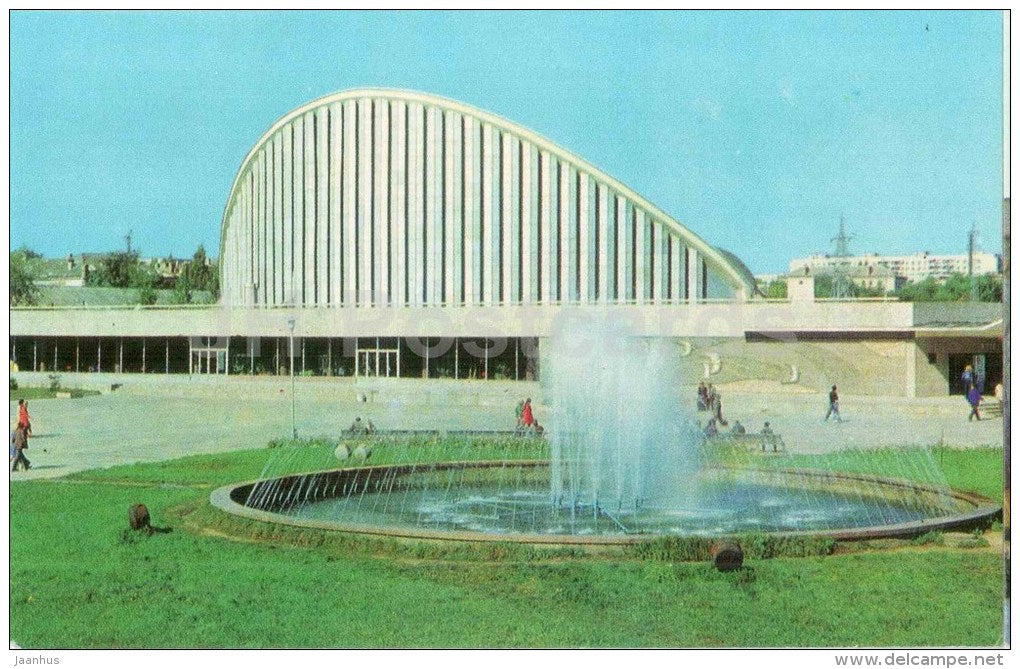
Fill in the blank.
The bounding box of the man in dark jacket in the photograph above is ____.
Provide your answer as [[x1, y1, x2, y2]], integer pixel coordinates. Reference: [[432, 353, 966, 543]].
[[10, 423, 30, 472]]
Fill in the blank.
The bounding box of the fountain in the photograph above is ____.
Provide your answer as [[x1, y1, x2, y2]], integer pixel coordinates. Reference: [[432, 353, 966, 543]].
[[545, 314, 706, 530], [211, 314, 999, 545]]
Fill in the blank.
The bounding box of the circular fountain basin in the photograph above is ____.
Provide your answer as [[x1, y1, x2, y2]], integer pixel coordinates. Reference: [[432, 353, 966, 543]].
[[210, 461, 1000, 545]]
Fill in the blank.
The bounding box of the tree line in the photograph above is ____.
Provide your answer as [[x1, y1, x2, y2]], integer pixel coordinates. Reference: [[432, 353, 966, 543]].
[[760, 272, 1002, 302], [9, 245, 219, 306]]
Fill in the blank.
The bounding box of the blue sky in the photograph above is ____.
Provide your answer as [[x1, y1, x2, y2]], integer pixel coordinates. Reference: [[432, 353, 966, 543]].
[[10, 10, 1004, 273]]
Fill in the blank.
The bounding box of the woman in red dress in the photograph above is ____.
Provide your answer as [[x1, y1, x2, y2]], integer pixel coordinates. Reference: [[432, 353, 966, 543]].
[[522, 398, 535, 432]]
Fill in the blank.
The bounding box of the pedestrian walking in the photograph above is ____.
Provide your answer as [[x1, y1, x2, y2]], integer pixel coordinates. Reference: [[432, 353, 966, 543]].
[[521, 398, 536, 434], [10, 423, 30, 472], [514, 398, 526, 432], [17, 399, 32, 436], [824, 385, 842, 423], [967, 385, 982, 422]]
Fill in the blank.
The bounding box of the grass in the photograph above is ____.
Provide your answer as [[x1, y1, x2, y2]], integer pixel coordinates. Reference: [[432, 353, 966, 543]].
[[714, 444, 1004, 501], [10, 438, 1007, 648]]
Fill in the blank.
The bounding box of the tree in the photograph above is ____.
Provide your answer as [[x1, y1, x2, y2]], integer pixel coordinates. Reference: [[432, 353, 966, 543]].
[[763, 280, 787, 299], [10, 250, 39, 306], [135, 271, 159, 305], [180, 244, 217, 294], [896, 277, 939, 302], [975, 274, 1003, 302], [14, 245, 42, 260], [87, 251, 144, 288], [814, 276, 887, 299], [169, 272, 193, 305], [896, 273, 1002, 303]]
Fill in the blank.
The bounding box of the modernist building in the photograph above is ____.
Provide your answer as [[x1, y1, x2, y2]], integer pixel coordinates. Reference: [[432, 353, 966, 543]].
[[9, 89, 1004, 396], [219, 89, 753, 309]]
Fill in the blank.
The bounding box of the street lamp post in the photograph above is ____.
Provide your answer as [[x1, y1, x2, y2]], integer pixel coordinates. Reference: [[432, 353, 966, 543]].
[[287, 316, 297, 439]]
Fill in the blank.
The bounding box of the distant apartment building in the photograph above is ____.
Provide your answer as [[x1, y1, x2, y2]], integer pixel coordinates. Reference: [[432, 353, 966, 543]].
[[787, 252, 1002, 283]]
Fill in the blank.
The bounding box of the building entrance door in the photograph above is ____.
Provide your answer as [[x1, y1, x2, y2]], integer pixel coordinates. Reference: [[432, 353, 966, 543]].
[[949, 352, 1003, 395], [356, 349, 399, 377]]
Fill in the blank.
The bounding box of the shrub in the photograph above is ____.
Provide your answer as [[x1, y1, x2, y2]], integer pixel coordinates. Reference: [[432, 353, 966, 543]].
[[136, 283, 158, 305], [9, 377, 17, 391]]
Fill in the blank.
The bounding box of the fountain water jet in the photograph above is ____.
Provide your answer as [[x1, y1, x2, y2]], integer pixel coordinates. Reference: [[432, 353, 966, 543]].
[[545, 313, 704, 525]]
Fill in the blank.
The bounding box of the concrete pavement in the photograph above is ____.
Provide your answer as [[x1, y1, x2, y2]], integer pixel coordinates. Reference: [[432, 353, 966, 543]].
[[8, 372, 1004, 480]]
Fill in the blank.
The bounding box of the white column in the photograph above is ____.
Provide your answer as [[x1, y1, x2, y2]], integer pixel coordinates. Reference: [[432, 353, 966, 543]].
[[266, 138, 275, 304], [273, 135, 284, 304], [292, 115, 305, 305], [263, 151, 270, 304], [481, 124, 494, 305], [499, 131, 514, 303], [443, 110, 456, 305], [303, 111, 316, 305], [251, 157, 258, 304], [262, 150, 270, 304], [281, 126, 293, 304], [612, 196, 624, 301], [577, 174, 589, 303], [670, 236, 682, 302], [374, 99, 389, 306], [463, 115, 476, 305], [520, 144, 532, 303], [653, 223, 666, 304], [329, 102, 344, 305], [408, 103, 423, 307], [243, 173, 251, 304], [453, 111, 465, 305], [559, 163, 571, 303], [686, 247, 699, 302], [254, 156, 263, 304], [507, 135, 522, 303], [540, 151, 552, 303], [316, 106, 329, 306], [426, 106, 440, 305], [635, 209, 646, 303], [358, 100, 373, 305], [343, 100, 358, 306], [251, 171, 258, 305], [597, 185, 609, 301], [392, 101, 407, 306]]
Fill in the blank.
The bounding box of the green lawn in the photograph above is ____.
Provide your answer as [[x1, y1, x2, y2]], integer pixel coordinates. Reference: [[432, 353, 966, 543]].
[[10, 440, 1006, 648]]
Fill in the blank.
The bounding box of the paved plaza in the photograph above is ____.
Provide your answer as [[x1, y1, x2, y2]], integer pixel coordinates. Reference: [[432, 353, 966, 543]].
[[8, 372, 1004, 480]]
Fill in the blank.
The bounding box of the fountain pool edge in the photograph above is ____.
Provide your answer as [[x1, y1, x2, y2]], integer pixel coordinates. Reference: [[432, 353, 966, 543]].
[[208, 461, 1002, 546]]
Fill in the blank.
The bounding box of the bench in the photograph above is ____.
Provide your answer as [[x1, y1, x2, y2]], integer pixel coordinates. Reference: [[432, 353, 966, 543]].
[[707, 432, 786, 453]]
